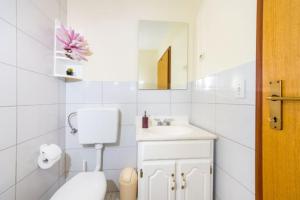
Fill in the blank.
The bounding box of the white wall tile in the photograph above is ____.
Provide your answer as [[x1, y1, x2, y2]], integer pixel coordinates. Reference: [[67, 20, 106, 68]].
[[137, 103, 171, 116], [170, 103, 191, 116], [58, 0, 67, 24], [31, 0, 60, 21], [0, 107, 16, 150], [65, 148, 96, 172], [192, 76, 216, 103], [103, 147, 136, 170], [191, 63, 256, 200], [0, 20, 16, 66], [0, 147, 16, 194], [0, 64, 16, 106], [215, 167, 255, 200], [170, 88, 191, 103], [190, 103, 215, 132], [0, 186, 15, 200], [58, 80, 66, 104], [103, 104, 137, 125], [103, 82, 137, 103], [17, 0, 54, 48], [66, 81, 102, 104], [17, 69, 58, 105], [17, 31, 53, 75], [137, 90, 170, 103], [0, 0, 16, 25], [39, 177, 65, 200], [215, 62, 255, 105], [58, 152, 65, 177], [65, 129, 81, 149], [57, 128, 65, 150], [39, 181, 60, 200], [17, 105, 59, 143], [117, 125, 136, 147], [0, 0, 66, 199], [58, 104, 66, 129], [16, 165, 59, 200], [17, 131, 59, 181], [215, 104, 255, 149], [216, 136, 255, 192], [40, 176, 66, 200]]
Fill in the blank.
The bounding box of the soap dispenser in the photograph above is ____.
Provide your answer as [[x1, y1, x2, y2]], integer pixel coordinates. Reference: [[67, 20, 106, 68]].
[[142, 111, 149, 128]]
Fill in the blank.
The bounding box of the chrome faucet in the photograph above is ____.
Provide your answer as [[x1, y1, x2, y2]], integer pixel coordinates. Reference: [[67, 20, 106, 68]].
[[154, 118, 173, 126], [163, 119, 173, 126], [154, 119, 163, 126]]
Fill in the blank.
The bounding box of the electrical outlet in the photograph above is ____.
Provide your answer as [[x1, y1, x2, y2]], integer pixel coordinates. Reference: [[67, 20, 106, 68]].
[[233, 80, 245, 98]]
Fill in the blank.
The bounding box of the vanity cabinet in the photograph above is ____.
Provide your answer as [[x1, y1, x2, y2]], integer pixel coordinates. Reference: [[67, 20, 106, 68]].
[[137, 140, 214, 200], [176, 159, 211, 200], [140, 160, 176, 200]]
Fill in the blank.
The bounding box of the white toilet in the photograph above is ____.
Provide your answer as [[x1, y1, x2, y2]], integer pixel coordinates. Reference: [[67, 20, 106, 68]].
[[51, 107, 119, 200]]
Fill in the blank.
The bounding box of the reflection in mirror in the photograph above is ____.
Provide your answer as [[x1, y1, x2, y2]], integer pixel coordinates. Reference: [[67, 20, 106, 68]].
[[138, 21, 188, 90]]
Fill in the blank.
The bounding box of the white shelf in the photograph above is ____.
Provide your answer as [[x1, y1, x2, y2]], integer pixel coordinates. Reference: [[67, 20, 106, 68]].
[[53, 20, 84, 82], [55, 52, 83, 65], [53, 73, 83, 81]]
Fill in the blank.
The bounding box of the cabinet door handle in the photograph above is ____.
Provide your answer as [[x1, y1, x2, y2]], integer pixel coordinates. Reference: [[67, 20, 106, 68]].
[[181, 173, 186, 190], [171, 173, 176, 191]]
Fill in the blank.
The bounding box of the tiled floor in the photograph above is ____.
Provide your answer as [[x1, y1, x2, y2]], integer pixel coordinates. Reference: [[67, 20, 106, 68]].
[[105, 192, 120, 200], [105, 180, 120, 200]]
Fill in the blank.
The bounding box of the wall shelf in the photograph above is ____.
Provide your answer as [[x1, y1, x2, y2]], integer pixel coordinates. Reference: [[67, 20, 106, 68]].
[[53, 73, 82, 81], [53, 20, 84, 81]]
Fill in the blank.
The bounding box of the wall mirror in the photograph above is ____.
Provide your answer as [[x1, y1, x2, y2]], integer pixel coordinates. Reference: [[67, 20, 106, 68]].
[[138, 20, 188, 90]]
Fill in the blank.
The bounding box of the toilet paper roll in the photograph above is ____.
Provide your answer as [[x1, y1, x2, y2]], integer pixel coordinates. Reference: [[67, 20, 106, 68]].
[[38, 144, 62, 169]]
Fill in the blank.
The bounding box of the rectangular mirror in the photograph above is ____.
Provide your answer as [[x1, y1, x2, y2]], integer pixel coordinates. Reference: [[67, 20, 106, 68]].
[[138, 20, 188, 90]]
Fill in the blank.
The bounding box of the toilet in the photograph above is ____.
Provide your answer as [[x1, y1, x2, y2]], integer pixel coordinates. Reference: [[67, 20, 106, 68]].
[[51, 107, 119, 200], [50, 172, 106, 200]]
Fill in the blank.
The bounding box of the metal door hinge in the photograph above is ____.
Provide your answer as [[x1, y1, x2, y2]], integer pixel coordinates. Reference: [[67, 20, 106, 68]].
[[210, 165, 213, 174], [140, 169, 143, 178]]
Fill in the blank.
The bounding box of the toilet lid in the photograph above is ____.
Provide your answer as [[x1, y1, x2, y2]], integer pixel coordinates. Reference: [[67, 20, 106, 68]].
[[50, 172, 107, 200]]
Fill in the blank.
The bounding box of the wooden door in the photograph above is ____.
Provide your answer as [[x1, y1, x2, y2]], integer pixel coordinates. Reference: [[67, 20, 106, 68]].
[[176, 160, 212, 200], [157, 47, 171, 89], [262, 0, 300, 199], [139, 161, 176, 200]]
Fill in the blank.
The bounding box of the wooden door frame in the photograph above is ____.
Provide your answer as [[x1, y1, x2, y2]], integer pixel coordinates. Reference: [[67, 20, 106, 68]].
[[256, 0, 263, 199]]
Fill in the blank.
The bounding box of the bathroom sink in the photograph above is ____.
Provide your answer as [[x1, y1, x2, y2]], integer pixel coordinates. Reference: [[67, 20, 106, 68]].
[[136, 117, 217, 141], [145, 126, 194, 135]]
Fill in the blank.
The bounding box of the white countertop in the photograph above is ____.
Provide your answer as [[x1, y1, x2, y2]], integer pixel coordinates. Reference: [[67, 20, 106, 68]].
[[136, 124, 217, 142]]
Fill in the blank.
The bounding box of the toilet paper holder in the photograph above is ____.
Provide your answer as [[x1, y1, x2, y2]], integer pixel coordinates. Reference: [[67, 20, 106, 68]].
[[38, 144, 62, 169]]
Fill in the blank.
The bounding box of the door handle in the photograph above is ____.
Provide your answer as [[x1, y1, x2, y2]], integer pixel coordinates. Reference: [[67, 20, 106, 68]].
[[181, 173, 186, 190], [266, 96, 300, 101], [171, 173, 176, 191], [266, 80, 300, 130]]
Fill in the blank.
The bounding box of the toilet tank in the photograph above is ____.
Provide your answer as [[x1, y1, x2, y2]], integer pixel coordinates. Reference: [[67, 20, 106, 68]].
[[77, 107, 119, 145]]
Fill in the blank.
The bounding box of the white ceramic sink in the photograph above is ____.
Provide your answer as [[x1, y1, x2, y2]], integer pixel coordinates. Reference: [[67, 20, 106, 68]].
[[136, 117, 217, 141], [144, 126, 194, 135]]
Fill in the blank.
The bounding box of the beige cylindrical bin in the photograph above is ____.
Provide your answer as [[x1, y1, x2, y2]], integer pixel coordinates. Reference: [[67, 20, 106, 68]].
[[119, 168, 138, 200]]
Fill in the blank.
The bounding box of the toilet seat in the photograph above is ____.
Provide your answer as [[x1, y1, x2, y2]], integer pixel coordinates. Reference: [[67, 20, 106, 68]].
[[50, 172, 107, 200]]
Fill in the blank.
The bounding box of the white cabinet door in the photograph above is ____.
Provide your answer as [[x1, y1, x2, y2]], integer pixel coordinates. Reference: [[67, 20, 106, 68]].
[[139, 160, 176, 200], [176, 159, 212, 200]]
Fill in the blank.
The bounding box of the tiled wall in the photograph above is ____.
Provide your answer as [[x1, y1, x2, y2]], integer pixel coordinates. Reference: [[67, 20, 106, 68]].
[[0, 0, 67, 200], [191, 62, 256, 200], [65, 81, 191, 186]]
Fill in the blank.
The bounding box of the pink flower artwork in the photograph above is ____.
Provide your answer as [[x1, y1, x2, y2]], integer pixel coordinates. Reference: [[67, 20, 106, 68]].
[[56, 25, 92, 61]]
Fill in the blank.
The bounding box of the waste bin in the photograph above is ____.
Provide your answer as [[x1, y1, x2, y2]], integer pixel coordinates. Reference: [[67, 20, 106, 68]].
[[119, 168, 138, 200]]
